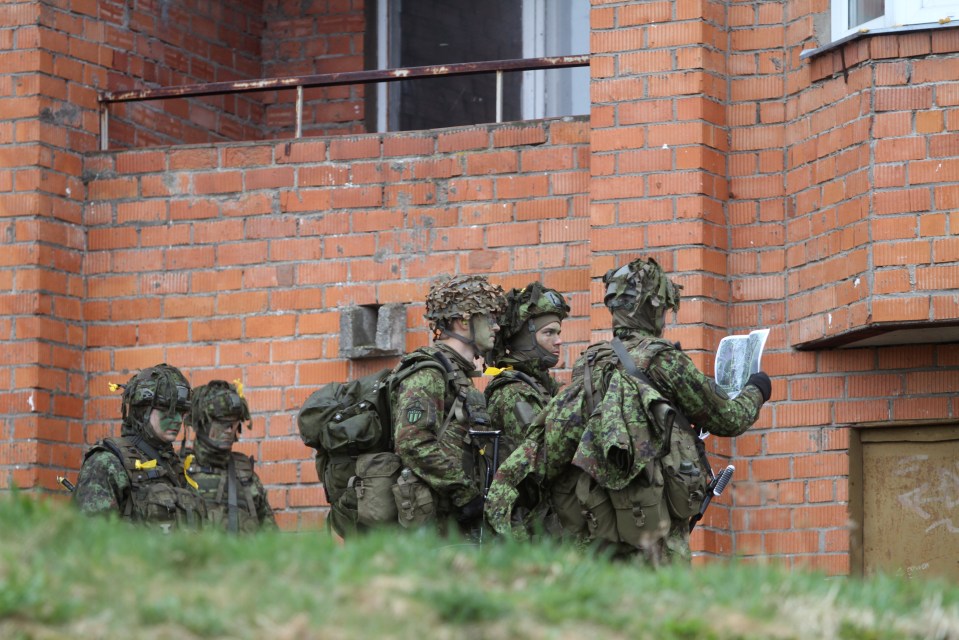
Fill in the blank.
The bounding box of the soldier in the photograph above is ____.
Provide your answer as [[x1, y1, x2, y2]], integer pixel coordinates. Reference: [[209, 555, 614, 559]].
[[184, 380, 276, 533], [391, 274, 506, 537], [485, 282, 570, 458], [483, 283, 570, 538], [487, 257, 771, 563], [73, 364, 206, 531]]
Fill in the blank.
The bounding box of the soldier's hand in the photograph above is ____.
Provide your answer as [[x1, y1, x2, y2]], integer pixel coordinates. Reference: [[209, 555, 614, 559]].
[[455, 494, 485, 524], [746, 372, 772, 402]]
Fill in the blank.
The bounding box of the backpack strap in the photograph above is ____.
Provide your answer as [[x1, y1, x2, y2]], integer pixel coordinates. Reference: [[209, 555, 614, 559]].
[[227, 455, 239, 534], [610, 338, 712, 476]]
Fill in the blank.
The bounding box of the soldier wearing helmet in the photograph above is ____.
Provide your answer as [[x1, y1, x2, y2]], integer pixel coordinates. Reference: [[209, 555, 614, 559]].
[[391, 274, 506, 537], [183, 380, 276, 533], [73, 364, 206, 530], [485, 282, 570, 458], [486, 258, 771, 561], [595, 257, 771, 563]]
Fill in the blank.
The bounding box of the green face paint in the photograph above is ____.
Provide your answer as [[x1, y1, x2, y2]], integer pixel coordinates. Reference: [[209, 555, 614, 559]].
[[471, 313, 499, 352]]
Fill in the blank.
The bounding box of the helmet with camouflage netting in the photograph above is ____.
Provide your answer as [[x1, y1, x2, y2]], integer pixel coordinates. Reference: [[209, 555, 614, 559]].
[[603, 257, 682, 337], [190, 380, 251, 440], [489, 282, 569, 369], [120, 363, 192, 433], [424, 274, 506, 332]]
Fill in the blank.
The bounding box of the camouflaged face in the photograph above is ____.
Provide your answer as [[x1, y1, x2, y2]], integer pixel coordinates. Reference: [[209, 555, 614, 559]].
[[190, 380, 250, 436], [424, 274, 506, 324], [603, 258, 681, 336], [121, 364, 191, 432]]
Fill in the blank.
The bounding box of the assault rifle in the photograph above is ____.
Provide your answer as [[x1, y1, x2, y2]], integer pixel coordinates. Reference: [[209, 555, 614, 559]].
[[467, 428, 502, 544], [688, 464, 734, 533]]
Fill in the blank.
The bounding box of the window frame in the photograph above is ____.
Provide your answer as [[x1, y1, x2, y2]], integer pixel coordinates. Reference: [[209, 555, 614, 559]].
[[831, 0, 959, 42]]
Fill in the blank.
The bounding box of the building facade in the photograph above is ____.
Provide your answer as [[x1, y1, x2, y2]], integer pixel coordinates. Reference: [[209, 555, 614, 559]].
[[2, 0, 958, 577]]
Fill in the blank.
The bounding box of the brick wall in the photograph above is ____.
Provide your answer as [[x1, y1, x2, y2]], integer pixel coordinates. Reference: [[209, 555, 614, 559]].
[[260, 0, 367, 139], [0, 0, 87, 493], [2, 0, 959, 572], [81, 120, 591, 528]]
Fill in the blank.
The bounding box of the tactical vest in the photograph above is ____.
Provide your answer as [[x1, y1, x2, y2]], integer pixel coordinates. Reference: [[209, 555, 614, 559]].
[[186, 452, 261, 534], [391, 346, 494, 529], [88, 436, 205, 532], [412, 346, 492, 493]]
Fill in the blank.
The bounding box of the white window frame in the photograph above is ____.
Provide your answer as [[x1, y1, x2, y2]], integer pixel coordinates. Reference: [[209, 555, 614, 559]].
[[832, 0, 959, 42]]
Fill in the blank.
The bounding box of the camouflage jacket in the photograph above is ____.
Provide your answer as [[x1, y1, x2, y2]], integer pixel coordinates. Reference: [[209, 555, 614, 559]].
[[391, 344, 489, 508], [485, 365, 558, 461], [73, 435, 206, 531], [185, 445, 277, 533], [486, 332, 766, 538]]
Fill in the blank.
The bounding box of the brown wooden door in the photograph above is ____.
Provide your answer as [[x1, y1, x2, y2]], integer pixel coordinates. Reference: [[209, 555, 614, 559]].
[[853, 425, 959, 580]]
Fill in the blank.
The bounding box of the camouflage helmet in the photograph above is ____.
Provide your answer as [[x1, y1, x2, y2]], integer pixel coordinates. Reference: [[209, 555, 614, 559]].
[[603, 257, 681, 336], [424, 274, 507, 326], [121, 364, 191, 419], [190, 380, 250, 437], [489, 282, 569, 369]]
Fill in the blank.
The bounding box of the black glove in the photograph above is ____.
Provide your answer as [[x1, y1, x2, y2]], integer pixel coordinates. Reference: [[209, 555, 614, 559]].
[[455, 495, 485, 524], [746, 372, 772, 402]]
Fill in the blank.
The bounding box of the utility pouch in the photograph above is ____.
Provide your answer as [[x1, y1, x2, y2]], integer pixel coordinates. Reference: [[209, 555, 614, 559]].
[[607, 475, 669, 549], [660, 423, 709, 520], [663, 461, 708, 520], [355, 452, 402, 527], [391, 469, 436, 528], [549, 466, 587, 538], [574, 473, 619, 543], [324, 456, 360, 538]]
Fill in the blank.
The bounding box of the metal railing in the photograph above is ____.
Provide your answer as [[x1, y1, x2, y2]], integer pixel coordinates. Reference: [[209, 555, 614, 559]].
[[97, 55, 590, 150]]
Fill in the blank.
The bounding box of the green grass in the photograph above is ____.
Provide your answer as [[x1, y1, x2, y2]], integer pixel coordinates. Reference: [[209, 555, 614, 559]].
[[1, 492, 957, 639]]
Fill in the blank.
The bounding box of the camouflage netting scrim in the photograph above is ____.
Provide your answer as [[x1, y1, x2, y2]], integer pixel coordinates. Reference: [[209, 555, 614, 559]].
[[424, 274, 507, 326], [603, 257, 682, 337], [191, 380, 251, 436]]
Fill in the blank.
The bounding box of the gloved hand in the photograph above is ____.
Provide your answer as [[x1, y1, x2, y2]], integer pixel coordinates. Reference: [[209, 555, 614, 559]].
[[746, 372, 772, 402], [455, 494, 485, 524]]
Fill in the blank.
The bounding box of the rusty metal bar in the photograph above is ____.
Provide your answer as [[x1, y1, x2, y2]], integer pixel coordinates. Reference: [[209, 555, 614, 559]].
[[98, 55, 589, 104]]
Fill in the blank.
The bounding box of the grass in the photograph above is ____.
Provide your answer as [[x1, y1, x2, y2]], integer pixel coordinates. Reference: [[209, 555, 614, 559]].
[[0, 492, 957, 639]]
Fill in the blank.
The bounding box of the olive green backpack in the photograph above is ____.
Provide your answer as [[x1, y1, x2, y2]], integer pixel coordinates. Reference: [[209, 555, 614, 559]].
[[297, 350, 457, 538]]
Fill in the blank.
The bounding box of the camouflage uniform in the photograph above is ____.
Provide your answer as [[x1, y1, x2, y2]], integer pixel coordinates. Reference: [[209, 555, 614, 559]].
[[487, 258, 771, 563], [391, 274, 505, 536], [484, 283, 569, 538], [485, 282, 569, 457], [185, 380, 276, 533], [73, 364, 206, 531]]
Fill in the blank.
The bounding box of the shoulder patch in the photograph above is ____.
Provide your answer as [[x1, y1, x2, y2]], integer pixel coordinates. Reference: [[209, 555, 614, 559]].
[[406, 401, 425, 424]]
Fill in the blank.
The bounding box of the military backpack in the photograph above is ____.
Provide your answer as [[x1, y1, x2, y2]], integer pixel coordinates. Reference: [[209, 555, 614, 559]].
[[539, 337, 711, 549], [297, 349, 460, 538]]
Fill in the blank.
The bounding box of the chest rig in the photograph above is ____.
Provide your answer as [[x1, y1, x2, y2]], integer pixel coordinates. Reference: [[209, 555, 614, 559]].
[[186, 452, 260, 534], [90, 436, 205, 532]]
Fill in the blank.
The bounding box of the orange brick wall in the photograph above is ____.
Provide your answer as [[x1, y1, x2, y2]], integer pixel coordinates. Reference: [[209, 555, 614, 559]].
[[80, 122, 591, 529], [3, 0, 959, 573]]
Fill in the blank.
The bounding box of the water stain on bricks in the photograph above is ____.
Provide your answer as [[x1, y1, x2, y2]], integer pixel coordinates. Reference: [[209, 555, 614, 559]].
[[39, 105, 80, 127]]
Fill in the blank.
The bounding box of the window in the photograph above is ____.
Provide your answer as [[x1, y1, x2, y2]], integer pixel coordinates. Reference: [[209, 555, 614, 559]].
[[373, 0, 588, 132], [831, 0, 959, 41]]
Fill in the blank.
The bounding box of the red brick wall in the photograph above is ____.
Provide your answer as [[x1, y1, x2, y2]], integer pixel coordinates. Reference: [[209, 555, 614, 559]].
[[80, 121, 591, 528], [3, 0, 959, 573], [0, 0, 87, 493], [260, 0, 367, 139], [103, 0, 268, 147]]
